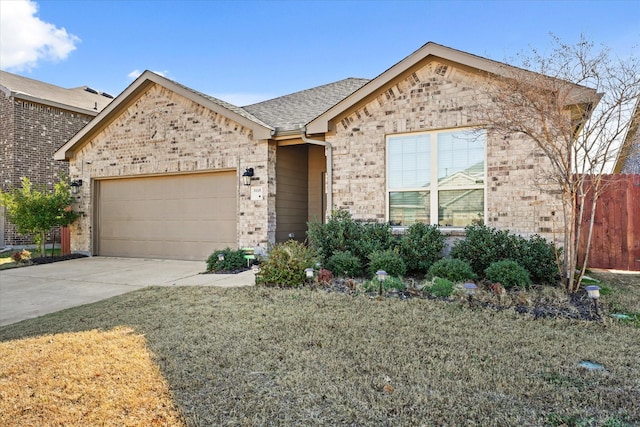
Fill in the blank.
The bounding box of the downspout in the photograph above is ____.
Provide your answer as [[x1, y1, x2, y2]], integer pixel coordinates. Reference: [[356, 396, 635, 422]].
[[300, 127, 332, 221]]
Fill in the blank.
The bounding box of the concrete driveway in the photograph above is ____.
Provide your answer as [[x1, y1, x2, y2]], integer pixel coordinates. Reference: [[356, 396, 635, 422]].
[[0, 257, 255, 327]]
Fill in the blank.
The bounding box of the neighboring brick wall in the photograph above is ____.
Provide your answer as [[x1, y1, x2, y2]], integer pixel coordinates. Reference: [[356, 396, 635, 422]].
[[326, 60, 564, 243], [68, 83, 271, 254], [1, 94, 93, 246]]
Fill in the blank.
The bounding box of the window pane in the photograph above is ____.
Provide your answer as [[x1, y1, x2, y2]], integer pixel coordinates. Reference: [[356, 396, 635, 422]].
[[388, 134, 430, 189], [437, 130, 484, 186], [389, 191, 430, 226], [438, 189, 484, 227]]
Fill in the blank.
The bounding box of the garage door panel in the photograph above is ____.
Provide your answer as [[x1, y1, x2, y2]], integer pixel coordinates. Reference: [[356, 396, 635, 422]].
[[97, 172, 237, 261]]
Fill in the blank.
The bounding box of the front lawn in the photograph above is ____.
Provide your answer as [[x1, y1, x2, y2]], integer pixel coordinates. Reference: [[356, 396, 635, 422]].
[[1, 280, 638, 426]]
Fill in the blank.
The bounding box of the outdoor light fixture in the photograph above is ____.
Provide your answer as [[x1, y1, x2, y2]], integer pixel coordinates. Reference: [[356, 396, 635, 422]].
[[376, 270, 388, 296], [242, 168, 254, 186], [217, 253, 225, 262], [464, 282, 478, 304], [586, 285, 601, 315], [70, 179, 83, 195], [305, 268, 315, 279]]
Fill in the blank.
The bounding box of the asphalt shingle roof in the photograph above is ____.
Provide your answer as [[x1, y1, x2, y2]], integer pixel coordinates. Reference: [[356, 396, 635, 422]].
[[0, 70, 113, 113], [243, 78, 370, 131]]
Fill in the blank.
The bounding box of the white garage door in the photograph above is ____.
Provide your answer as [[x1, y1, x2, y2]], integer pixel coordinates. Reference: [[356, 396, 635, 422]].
[[96, 171, 237, 261]]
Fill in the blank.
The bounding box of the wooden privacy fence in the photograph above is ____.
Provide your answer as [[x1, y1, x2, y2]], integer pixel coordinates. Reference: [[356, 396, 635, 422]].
[[577, 174, 640, 271]]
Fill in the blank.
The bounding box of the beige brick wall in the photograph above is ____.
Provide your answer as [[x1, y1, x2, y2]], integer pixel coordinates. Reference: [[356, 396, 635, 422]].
[[326, 60, 564, 243], [68, 83, 272, 254]]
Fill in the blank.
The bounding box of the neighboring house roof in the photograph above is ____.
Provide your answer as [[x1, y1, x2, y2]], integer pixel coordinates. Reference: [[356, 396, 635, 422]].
[[243, 78, 369, 132], [0, 70, 113, 115], [613, 98, 640, 174], [306, 41, 599, 134]]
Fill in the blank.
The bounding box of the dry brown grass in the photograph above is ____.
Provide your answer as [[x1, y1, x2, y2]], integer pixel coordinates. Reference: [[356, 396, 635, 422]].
[[1, 283, 639, 426], [0, 327, 184, 426]]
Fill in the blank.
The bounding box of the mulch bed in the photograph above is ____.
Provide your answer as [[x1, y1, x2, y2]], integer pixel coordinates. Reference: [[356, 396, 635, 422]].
[[31, 253, 89, 265]]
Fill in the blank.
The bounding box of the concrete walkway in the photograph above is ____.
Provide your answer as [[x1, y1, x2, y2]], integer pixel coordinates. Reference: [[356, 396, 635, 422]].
[[0, 257, 255, 326]]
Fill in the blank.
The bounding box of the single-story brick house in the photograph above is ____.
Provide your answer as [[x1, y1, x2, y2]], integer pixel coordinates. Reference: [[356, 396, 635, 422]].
[[54, 42, 597, 261], [0, 70, 114, 247]]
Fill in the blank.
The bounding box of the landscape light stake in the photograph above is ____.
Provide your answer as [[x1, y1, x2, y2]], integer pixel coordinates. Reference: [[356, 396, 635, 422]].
[[586, 285, 601, 316], [464, 283, 478, 305], [305, 268, 314, 284], [217, 253, 225, 262], [376, 270, 388, 296]]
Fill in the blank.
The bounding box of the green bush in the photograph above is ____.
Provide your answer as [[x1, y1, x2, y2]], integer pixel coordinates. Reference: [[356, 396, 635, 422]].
[[307, 209, 396, 274], [367, 249, 406, 278], [484, 260, 532, 289], [451, 224, 558, 284], [206, 248, 246, 272], [326, 251, 362, 277], [398, 223, 445, 275], [307, 209, 362, 264], [427, 258, 477, 283], [363, 275, 406, 293], [255, 241, 316, 287], [515, 235, 560, 285], [450, 224, 515, 278], [428, 277, 455, 297]]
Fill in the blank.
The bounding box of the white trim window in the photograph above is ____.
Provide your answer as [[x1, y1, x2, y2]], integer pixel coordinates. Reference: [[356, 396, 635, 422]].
[[387, 128, 486, 227]]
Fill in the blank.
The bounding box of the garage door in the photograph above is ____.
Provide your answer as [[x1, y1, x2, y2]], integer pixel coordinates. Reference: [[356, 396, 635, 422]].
[[96, 171, 237, 261]]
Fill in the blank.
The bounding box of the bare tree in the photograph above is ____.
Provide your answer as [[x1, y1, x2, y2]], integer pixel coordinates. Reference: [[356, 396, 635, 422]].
[[476, 35, 640, 293]]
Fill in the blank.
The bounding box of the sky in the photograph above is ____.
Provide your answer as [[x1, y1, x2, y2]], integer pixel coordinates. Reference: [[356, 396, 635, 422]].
[[1, 0, 638, 106]]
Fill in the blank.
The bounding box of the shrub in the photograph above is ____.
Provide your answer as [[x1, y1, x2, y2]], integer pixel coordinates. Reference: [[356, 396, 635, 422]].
[[363, 275, 406, 293], [317, 268, 333, 285], [367, 249, 406, 278], [427, 277, 455, 297], [307, 209, 397, 273], [450, 224, 515, 278], [515, 235, 560, 285], [11, 249, 31, 263], [427, 258, 477, 283], [451, 224, 559, 284], [307, 209, 361, 264], [398, 223, 445, 275], [206, 248, 246, 272], [255, 241, 316, 287], [326, 251, 362, 277], [352, 222, 396, 269], [484, 260, 532, 289]]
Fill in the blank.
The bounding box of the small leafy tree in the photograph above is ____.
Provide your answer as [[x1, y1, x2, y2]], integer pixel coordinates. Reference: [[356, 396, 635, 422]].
[[0, 177, 80, 257]]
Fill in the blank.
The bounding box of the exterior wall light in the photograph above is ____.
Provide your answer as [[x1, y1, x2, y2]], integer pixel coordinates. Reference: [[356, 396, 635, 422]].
[[376, 270, 388, 296], [70, 179, 83, 194], [242, 168, 254, 186], [586, 285, 601, 315]]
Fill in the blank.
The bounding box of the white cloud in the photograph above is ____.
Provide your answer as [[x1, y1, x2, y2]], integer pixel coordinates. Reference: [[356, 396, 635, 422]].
[[127, 69, 169, 80], [0, 0, 79, 71]]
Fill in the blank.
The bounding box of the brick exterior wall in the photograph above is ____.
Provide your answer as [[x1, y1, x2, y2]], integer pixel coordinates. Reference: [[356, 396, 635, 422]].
[[326, 60, 564, 243], [0, 93, 94, 246], [68, 83, 273, 255]]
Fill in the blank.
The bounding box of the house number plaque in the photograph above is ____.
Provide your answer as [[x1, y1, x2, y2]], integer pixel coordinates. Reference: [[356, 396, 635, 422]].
[[251, 187, 263, 201]]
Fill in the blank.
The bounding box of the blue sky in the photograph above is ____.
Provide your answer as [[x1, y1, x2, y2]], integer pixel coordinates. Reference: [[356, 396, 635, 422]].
[[1, 0, 638, 106]]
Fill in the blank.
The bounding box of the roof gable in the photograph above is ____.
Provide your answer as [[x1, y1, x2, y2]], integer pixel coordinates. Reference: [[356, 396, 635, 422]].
[[306, 41, 598, 134], [55, 71, 274, 160]]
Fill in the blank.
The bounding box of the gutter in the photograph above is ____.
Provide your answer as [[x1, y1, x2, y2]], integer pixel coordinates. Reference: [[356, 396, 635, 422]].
[[300, 127, 332, 221]]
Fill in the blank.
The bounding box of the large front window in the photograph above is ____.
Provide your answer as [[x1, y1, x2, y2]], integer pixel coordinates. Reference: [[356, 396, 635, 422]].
[[387, 128, 485, 227]]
